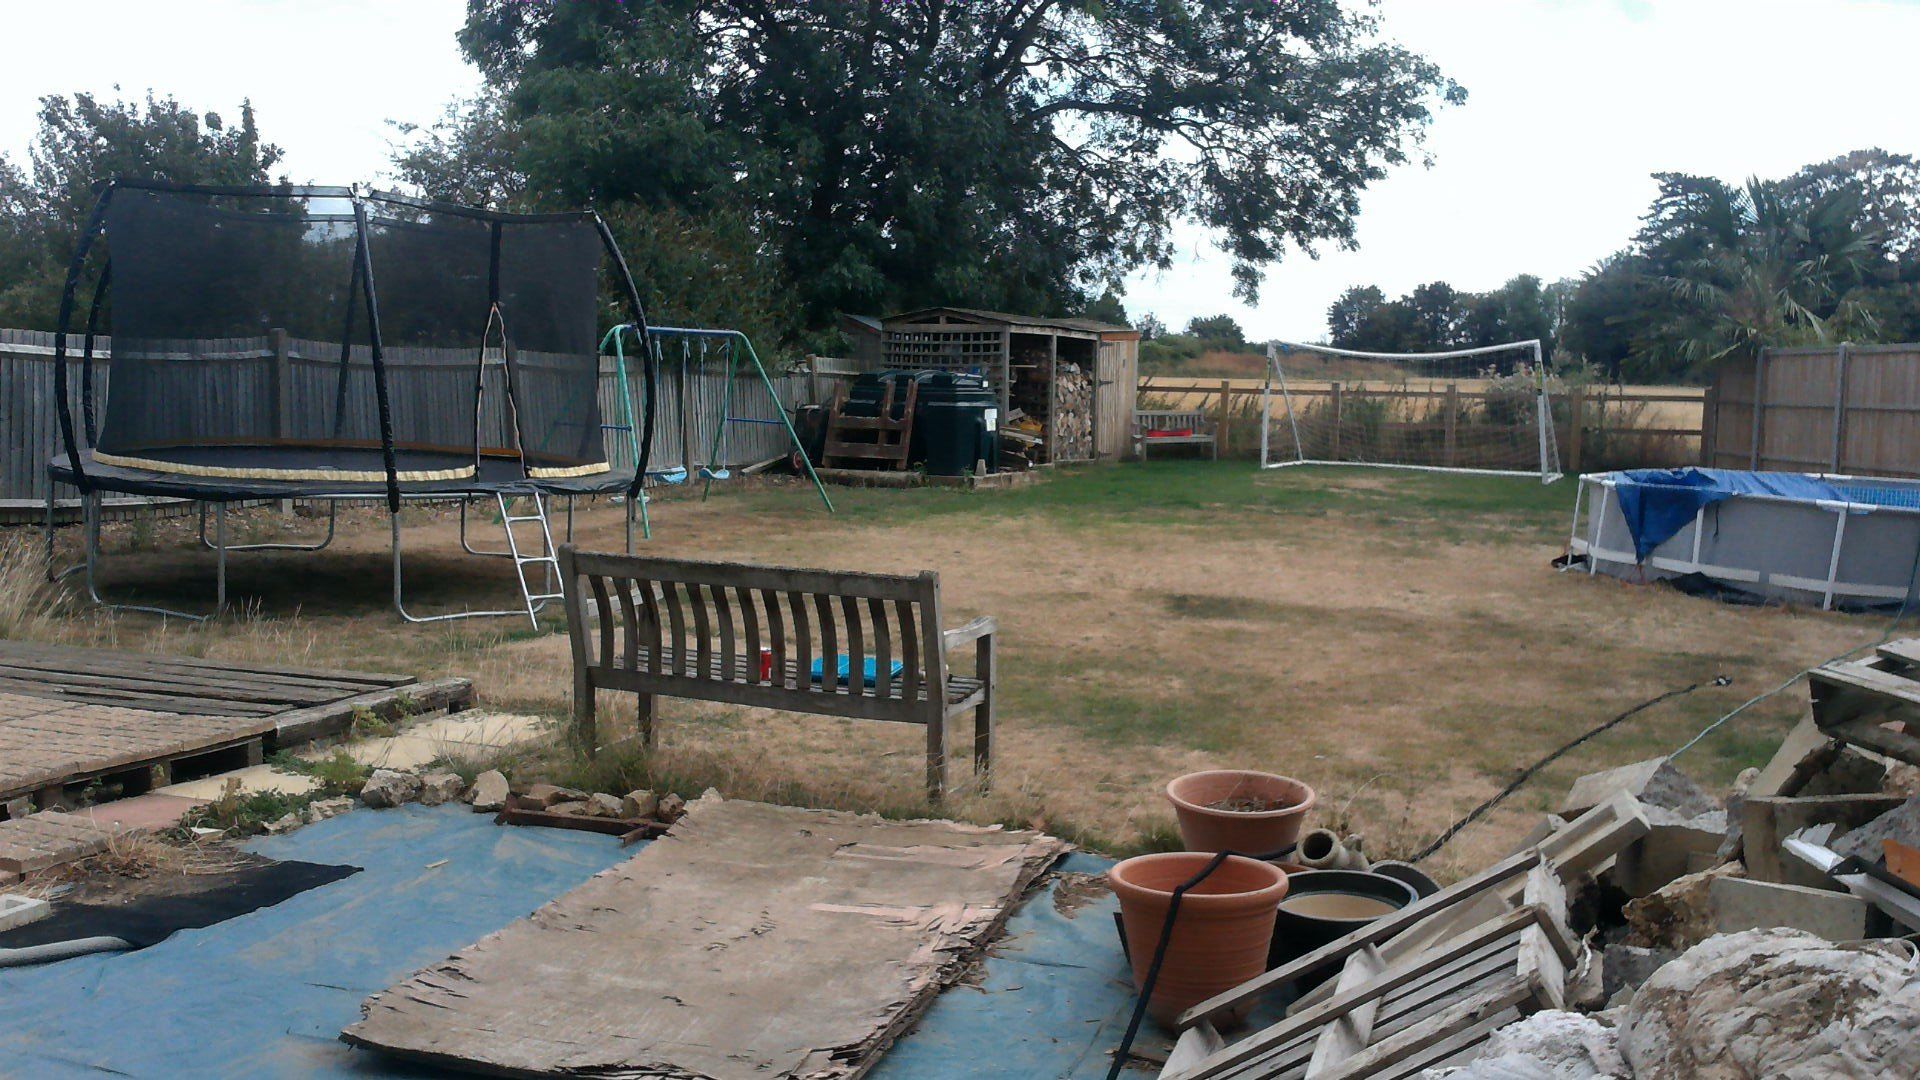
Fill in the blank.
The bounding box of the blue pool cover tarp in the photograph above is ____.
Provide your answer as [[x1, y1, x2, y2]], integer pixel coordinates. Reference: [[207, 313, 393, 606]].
[[1610, 467, 1910, 560], [0, 805, 1157, 1078]]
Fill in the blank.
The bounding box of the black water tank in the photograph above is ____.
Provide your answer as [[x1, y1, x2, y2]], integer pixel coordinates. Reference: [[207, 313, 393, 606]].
[[914, 371, 999, 476]]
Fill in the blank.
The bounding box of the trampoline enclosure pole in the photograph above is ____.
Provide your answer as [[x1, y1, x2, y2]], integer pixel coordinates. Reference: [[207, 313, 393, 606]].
[[591, 214, 657, 503], [52, 186, 115, 495], [351, 197, 404, 514]]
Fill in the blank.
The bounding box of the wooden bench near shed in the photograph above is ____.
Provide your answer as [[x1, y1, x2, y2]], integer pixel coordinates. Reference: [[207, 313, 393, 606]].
[[1134, 409, 1219, 460], [559, 548, 995, 801]]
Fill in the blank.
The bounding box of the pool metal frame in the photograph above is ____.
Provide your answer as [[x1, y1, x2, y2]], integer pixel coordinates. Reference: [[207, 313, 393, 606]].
[[1567, 471, 1920, 611]]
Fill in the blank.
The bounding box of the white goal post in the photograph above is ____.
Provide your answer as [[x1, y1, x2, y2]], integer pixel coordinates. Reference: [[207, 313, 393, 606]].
[[1259, 339, 1563, 484]]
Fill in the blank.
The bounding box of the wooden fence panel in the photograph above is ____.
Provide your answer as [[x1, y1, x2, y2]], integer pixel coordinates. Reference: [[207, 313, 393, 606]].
[[0, 328, 819, 508], [1708, 344, 1920, 477]]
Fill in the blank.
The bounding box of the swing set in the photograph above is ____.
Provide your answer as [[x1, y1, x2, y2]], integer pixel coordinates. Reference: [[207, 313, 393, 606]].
[[600, 323, 834, 539]]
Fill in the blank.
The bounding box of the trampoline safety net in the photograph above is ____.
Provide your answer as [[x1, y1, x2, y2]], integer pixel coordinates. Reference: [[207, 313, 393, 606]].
[[85, 185, 611, 488]]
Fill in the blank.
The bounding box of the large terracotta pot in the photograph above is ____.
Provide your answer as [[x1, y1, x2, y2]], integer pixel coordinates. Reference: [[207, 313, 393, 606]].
[[1166, 770, 1316, 856], [1108, 852, 1291, 1029]]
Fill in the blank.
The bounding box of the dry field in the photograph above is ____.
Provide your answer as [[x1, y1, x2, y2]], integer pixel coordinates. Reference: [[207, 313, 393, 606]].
[[7, 463, 1884, 878]]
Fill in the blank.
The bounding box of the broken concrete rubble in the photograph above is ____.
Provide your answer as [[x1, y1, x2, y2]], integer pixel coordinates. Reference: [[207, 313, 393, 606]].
[[306, 797, 354, 824], [1623, 862, 1744, 950], [417, 771, 465, 808], [1602, 944, 1677, 1003], [585, 793, 625, 818], [657, 793, 687, 823], [467, 770, 509, 812], [359, 769, 423, 809], [1708, 876, 1872, 941], [1417, 1010, 1625, 1079], [1620, 929, 1920, 1079], [520, 783, 588, 808], [1561, 757, 1716, 821], [620, 789, 659, 820], [1828, 793, 1920, 863]]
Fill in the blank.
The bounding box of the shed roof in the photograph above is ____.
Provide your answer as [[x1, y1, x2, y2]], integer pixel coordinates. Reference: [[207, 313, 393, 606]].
[[883, 306, 1133, 336]]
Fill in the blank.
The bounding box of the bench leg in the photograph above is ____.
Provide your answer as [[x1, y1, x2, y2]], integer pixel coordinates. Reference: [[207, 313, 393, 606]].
[[637, 693, 656, 749], [574, 673, 597, 758], [926, 711, 946, 805], [974, 635, 994, 790]]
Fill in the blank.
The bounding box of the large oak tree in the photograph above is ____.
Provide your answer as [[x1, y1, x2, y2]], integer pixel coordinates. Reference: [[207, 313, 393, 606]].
[[421, 0, 1461, 340]]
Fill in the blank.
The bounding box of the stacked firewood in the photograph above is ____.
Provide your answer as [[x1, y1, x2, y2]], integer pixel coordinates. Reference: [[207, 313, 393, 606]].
[[1051, 362, 1094, 460]]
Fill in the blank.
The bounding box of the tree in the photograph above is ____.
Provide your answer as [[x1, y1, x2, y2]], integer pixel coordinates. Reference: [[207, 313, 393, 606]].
[[1406, 281, 1464, 349], [1327, 285, 1387, 348], [0, 91, 283, 328], [1082, 289, 1129, 327], [1186, 314, 1246, 349], [444, 1, 1462, 338], [1640, 175, 1881, 373], [1137, 312, 1167, 341]]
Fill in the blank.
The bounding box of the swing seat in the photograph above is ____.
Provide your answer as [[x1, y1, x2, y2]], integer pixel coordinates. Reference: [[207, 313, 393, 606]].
[[699, 467, 732, 481]]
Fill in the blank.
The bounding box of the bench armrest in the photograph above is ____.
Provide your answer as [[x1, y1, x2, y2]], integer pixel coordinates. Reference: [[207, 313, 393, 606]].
[[942, 616, 997, 652]]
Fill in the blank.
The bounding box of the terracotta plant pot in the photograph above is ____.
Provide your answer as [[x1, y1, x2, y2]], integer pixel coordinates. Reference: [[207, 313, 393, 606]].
[[1166, 770, 1316, 856], [1108, 852, 1291, 1029]]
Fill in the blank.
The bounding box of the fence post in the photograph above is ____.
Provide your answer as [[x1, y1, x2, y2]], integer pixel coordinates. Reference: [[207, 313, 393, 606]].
[[1443, 382, 1458, 467], [1832, 342, 1851, 473], [269, 328, 290, 441], [1749, 348, 1768, 470], [1567, 386, 1584, 475], [1330, 381, 1343, 460], [1217, 379, 1232, 457], [1699, 384, 1717, 467]]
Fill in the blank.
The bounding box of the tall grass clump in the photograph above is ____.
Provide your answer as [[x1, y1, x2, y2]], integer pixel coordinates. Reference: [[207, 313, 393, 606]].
[[0, 533, 62, 641]]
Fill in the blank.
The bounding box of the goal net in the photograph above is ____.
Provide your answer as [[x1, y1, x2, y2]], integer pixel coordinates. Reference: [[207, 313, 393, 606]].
[[1260, 340, 1562, 483]]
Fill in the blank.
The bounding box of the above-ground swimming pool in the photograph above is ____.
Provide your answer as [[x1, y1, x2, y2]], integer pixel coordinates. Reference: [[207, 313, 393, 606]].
[[1569, 468, 1920, 610]]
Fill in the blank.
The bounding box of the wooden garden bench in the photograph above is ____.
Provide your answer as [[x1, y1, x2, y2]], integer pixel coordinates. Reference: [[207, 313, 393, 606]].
[[1134, 409, 1219, 460], [559, 548, 994, 801]]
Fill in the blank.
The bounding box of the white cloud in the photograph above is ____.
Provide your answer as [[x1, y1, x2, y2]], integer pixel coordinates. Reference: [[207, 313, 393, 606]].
[[1124, 0, 1920, 340]]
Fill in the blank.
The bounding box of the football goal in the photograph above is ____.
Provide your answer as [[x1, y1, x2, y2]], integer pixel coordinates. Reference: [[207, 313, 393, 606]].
[[1260, 339, 1562, 484]]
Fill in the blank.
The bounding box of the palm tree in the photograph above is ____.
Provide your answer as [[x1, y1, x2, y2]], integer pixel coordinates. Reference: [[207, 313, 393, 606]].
[[1645, 177, 1881, 370]]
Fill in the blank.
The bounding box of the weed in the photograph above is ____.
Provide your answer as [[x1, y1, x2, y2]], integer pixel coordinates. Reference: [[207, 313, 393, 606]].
[[267, 749, 370, 797], [351, 705, 399, 739]]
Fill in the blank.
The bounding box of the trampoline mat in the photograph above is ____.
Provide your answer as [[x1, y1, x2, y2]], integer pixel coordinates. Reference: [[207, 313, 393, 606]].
[[51, 450, 630, 501]]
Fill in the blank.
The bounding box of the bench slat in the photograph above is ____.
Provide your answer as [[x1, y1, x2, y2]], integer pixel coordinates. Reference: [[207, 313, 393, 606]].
[[896, 597, 921, 705], [840, 595, 865, 699], [762, 588, 786, 688], [869, 597, 893, 700], [741, 587, 764, 687], [589, 575, 615, 671], [618, 579, 641, 676], [663, 582, 691, 676], [789, 590, 813, 691], [815, 594, 839, 696], [690, 584, 714, 682]]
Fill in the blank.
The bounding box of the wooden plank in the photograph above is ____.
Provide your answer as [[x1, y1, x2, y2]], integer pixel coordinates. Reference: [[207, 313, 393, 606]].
[[270, 677, 473, 746], [0, 640, 412, 688], [1178, 850, 1541, 1029], [1181, 907, 1543, 1079], [1306, 945, 1386, 1077], [0, 661, 348, 707], [0, 647, 379, 698], [344, 797, 1065, 1079], [1317, 976, 1538, 1080]]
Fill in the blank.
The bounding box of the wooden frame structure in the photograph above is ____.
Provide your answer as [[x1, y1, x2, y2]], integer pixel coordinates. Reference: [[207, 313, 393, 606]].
[[823, 377, 918, 470], [559, 548, 995, 801]]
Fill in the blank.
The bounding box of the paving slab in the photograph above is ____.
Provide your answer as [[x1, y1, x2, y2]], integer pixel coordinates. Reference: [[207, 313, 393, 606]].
[[158, 764, 320, 801]]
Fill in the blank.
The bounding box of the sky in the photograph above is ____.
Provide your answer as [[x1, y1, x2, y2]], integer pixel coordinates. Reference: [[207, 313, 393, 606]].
[[1, 0, 1916, 340]]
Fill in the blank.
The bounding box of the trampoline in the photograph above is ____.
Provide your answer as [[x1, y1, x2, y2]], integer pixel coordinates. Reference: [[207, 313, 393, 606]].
[[44, 180, 661, 623]]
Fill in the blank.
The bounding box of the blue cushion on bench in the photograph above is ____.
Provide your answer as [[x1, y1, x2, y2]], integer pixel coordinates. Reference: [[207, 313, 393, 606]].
[[810, 655, 906, 688]]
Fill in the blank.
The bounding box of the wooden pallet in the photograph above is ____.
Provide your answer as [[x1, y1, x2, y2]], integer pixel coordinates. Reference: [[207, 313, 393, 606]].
[[1809, 638, 1920, 767], [823, 378, 917, 470], [0, 811, 135, 876], [0, 642, 471, 814]]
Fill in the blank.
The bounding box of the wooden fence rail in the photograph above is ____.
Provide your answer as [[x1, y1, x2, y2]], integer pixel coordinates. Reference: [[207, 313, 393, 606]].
[[1137, 376, 1708, 472]]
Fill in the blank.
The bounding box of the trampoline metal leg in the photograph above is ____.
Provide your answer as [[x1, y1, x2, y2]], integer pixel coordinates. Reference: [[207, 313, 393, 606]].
[[74, 492, 212, 622], [392, 510, 542, 625], [458, 497, 515, 559]]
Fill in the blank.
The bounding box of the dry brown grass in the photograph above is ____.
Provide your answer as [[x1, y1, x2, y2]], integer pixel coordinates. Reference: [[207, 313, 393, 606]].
[[17, 465, 1883, 877]]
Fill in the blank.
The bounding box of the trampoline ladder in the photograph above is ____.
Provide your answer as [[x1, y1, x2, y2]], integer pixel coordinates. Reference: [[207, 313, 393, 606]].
[[496, 492, 563, 629]]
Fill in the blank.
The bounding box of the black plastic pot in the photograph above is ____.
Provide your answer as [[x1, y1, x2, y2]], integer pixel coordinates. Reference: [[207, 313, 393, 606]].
[[1268, 870, 1419, 987]]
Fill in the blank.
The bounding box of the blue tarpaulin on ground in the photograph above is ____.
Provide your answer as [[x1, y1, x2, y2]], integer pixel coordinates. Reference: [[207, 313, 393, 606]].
[[0, 807, 1162, 1078], [1611, 468, 1869, 561]]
